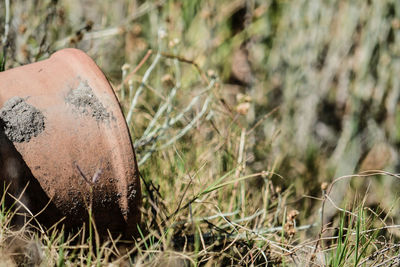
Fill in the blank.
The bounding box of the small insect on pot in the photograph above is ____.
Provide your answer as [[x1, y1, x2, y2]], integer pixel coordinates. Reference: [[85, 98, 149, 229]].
[[0, 49, 141, 237]]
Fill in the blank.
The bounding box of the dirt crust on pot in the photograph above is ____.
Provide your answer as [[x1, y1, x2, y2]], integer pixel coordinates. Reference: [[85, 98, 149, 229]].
[[66, 80, 113, 122], [0, 97, 46, 143]]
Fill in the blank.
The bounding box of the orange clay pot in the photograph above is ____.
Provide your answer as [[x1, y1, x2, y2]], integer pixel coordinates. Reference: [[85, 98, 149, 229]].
[[0, 48, 141, 237]]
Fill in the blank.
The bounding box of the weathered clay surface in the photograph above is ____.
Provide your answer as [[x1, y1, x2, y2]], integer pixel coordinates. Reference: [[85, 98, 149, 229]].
[[0, 48, 141, 237]]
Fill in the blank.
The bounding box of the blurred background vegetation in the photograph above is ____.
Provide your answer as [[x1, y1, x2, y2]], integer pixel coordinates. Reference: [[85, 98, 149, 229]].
[[2, 0, 400, 265]]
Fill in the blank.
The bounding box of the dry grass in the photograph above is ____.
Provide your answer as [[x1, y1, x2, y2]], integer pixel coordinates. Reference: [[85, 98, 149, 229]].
[[1, 0, 400, 266]]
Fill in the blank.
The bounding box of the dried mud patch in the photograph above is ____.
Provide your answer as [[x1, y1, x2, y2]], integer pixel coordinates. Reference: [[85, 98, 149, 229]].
[[65, 80, 114, 123], [0, 97, 45, 143]]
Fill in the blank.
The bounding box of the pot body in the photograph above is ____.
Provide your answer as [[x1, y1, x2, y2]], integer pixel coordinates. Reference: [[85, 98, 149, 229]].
[[0, 49, 141, 236]]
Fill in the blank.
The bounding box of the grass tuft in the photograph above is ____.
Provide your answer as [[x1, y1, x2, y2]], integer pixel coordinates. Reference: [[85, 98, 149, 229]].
[[2, 0, 400, 265]]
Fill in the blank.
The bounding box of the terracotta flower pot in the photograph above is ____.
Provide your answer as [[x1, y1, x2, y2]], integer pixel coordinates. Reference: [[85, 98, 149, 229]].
[[0, 48, 141, 237]]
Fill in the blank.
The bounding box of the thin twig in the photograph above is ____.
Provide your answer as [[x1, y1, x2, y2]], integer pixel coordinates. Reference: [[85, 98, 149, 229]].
[[116, 50, 153, 92], [161, 52, 209, 84], [229, 127, 246, 213], [309, 185, 328, 265], [135, 86, 212, 149], [53, 1, 166, 49], [324, 194, 357, 217], [246, 106, 279, 135], [126, 52, 162, 125], [1, 0, 10, 71], [1, 0, 10, 47], [160, 96, 212, 149]]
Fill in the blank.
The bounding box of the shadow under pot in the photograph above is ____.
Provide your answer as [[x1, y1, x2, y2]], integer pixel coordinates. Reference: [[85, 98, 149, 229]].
[[0, 48, 141, 237]]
